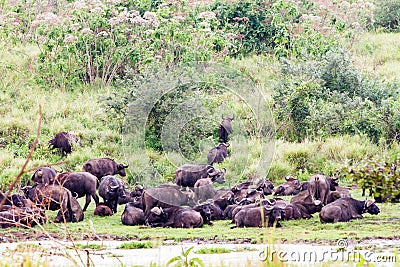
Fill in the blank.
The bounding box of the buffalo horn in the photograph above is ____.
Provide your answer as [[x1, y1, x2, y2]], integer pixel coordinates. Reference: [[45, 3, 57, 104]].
[[265, 198, 276, 206], [123, 163, 129, 168], [264, 205, 274, 211], [110, 184, 119, 189], [150, 207, 162, 215], [208, 168, 218, 176], [37, 170, 43, 177]]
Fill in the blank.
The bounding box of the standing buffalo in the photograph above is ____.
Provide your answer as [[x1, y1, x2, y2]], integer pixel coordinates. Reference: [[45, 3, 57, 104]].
[[31, 166, 58, 185], [98, 176, 126, 214], [218, 116, 234, 143], [207, 143, 229, 165], [48, 132, 81, 157], [82, 158, 129, 180], [141, 185, 196, 216], [22, 184, 84, 223], [121, 203, 145, 226], [308, 174, 337, 205], [55, 172, 100, 211], [175, 164, 226, 188], [319, 198, 380, 223]]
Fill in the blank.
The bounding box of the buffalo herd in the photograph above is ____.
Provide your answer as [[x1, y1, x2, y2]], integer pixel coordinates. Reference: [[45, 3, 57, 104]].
[[0, 126, 384, 230]]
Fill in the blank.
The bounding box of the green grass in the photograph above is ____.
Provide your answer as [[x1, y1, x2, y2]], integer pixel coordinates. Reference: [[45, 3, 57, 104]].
[[117, 241, 154, 249], [195, 247, 232, 254]]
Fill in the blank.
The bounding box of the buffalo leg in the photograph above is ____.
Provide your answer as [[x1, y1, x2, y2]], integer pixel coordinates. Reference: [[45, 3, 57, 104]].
[[82, 195, 92, 212]]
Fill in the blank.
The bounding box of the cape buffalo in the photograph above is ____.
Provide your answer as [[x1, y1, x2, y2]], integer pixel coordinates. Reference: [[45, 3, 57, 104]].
[[319, 198, 380, 223], [94, 204, 113, 217], [213, 189, 235, 211], [31, 166, 58, 185], [273, 176, 302, 196], [121, 203, 145, 226], [218, 116, 234, 143], [207, 143, 229, 165], [308, 174, 337, 205], [82, 158, 129, 180], [22, 184, 84, 223], [0, 206, 46, 228], [145, 206, 203, 228], [283, 201, 322, 220], [234, 205, 284, 228], [256, 178, 275, 196], [175, 164, 226, 188], [98, 175, 126, 214], [55, 172, 100, 211], [141, 185, 196, 216], [48, 132, 81, 157]]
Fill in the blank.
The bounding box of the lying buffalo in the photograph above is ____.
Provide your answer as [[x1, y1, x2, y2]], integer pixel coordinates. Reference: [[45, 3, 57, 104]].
[[207, 143, 229, 165], [284, 201, 322, 220], [319, 198, 380, 223], [273, 176, 303, 196], [31, 166, 59, 185], [98, 176, 126, 214], [48, 132, 81, 157], [218, 116, 234, 143], [234, 205, 284, 228], [55, 172, 100, 211], [145, 206, 203, 228], [82, 158, 129, 180], [175, 164, 226, 188], [22, 184, 84, 223], [141, 185, 196, 216], [0, 206, 46, 228], [94, 203, 113, 217], [121, 203, 145, 226]]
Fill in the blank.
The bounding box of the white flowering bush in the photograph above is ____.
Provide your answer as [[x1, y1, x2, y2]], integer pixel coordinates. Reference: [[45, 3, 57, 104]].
[[22, 0, 228, 88]]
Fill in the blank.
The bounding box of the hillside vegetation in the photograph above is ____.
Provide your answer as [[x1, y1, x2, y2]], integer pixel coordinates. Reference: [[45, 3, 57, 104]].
[[0, 0, 399, 196]]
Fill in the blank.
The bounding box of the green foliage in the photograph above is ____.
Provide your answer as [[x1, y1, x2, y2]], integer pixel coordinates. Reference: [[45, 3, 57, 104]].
[[343, 156, 400, 202], [75, 243, 104, 250], [373, 0, 400, 32], [273, 47, 399, 143], [167, 246, 204, 267], [195, 247, 231, 254], [118, 241, 153, 249]]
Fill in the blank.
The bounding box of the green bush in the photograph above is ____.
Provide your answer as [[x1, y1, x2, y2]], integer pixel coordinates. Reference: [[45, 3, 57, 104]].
[[373, 0, 400, 32], [273, 48, 399, 143]]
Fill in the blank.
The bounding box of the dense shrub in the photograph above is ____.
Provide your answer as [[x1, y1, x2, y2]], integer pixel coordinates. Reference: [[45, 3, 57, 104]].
[[273, 48, 399, 143], [343, 156, 400, 202], [373, 0, 400, 32]]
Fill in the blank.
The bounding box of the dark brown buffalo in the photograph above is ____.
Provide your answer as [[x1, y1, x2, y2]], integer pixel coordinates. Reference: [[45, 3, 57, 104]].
[[48, 132, 81, 157], [94, 204, 113, 217], [0, 206, 46, 228], [230, 198, 276, 222], [213, 189, 235, 211], [141, 185, 196, 216], [82, 158, 129, 180], [121, 203, 145, 226], [22, 184, 84, 223], [256, 178, 275, 196], [55, 172, 100, 211], [98, 175, 126, 214], [0, 191, 13, 207], [207, 143, 229, 165], [273, 176, 302, 196], [31, 166, 58, 185], [194, 177, 221, 204], [308, 174, 337, 205], [145, 206, 203, 228], [175, 164, 226, 188], [319, 198, 380, 223], [218, 116, 234, 143], [234, 205, 284, 228], [284, 201, 322, 220]]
